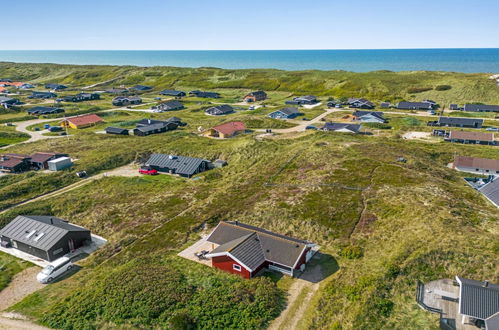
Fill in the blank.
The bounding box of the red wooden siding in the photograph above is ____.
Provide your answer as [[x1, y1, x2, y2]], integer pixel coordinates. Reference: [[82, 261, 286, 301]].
[[211, 255, 251, 279]]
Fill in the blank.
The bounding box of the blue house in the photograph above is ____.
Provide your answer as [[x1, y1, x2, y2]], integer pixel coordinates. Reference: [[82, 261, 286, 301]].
[[352, 111, 386, 123], [268, 107, 300, 119]]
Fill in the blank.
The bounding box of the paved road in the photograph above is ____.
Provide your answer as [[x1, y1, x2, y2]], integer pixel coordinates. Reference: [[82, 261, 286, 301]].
[[257, 108, 336, 134]]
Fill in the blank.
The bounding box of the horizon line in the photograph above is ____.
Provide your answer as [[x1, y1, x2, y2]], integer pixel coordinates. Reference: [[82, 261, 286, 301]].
[[1, 47, 499, 52]]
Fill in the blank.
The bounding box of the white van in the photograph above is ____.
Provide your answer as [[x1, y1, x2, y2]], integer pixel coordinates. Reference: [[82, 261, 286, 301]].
[[36, 257, 73, 283]]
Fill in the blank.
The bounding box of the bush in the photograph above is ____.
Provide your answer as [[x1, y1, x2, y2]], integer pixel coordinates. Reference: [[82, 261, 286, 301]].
[[435, 84, 452, 91], [407, 87, 432, 94], [364, 123, 392, 130], [340, 245, 364, 259]]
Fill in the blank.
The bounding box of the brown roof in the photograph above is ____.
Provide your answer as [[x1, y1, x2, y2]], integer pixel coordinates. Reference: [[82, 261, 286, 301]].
[[64, 114, 103, 127], [30, 152, 57, 163], [1, 153, 30, 160], [211, 121, 246, 135], [454, 156, 499, 171], [0, 157, 24, 168], [449, 131, 494, 142]]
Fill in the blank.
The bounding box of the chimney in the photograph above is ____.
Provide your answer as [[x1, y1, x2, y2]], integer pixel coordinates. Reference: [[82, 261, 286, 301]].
[[50, 217, 53, 225], [483, 281, 489, 288]]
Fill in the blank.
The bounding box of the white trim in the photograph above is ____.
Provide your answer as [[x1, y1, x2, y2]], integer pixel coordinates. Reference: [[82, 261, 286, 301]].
[[292, 245, 307, 270], [205, 251, 253, 272], [232, 264, 242, 272]]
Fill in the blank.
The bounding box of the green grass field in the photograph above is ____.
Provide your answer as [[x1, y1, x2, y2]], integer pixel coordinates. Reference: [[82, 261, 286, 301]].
[[0, 62, 497, 329]]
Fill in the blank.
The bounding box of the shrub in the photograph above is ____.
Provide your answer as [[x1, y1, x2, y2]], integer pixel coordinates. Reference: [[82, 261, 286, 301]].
[[340, 245, 364, 259], [407, 87, 432, 94], [435, 84, 452, 91], [364, 123, 392, 130]]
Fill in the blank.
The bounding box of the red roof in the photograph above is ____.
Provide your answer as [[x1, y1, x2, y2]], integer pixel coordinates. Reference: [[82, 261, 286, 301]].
[[65, 114, 103, 127], [30, 152, 57, 163], [0, 87, 6, 92], [211, 121, 246, 135]]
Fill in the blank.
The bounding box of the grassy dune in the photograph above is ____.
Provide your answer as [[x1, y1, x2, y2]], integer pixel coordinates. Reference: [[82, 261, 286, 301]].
[[0, 63, 497, 329]]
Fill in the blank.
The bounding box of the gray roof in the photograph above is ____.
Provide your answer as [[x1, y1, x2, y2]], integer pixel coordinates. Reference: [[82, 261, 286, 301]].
[[464, 104, 499, 112], [145, 153, 207, 176], [353, 111, 385, 120], [155, 100, 184, 111], [160, 89, 185, 96], [397, 101, 433, 109], [348, 98, 374, 107], [205, 104, 234, 115], [273, 107, 299, 116], [478, 178, 499, 208], [105, 127, 128, 134], [323, 122, 362, 133], [438, 116, 483, 126], [207, 221, 313, 270], [211, 232, 266, 271], [457, 276, 499, 320], [0, 215, 89, 251], [134, 123, 173, 133], [295, 95, 317, 101]]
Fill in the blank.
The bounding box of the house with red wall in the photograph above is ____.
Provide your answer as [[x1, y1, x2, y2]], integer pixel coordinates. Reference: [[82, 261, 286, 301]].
[[205, 221, 316, 278]]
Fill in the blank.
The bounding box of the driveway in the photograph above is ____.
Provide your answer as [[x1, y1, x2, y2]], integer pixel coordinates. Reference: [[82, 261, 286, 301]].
[[258, 108, 335, 134]]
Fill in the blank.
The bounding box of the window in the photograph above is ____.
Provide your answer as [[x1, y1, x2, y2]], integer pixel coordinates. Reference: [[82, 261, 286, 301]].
[[233, 264, 242, 272]]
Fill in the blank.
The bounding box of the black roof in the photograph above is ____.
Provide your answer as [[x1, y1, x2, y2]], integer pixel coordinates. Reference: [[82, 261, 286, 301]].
[[32, 91, 56, 96], [207, 221, 314, 270], [45, 83, 67, 89], [437, 116, 483, 126], [0, 215, 89, 251], [134, 123, 172, 133], [136, 118, 182, 126], [27, 106, 64, 114], [189, 90, 220, 98], [246, 91, 267, 97], [145, 153, 208, 176], [457, 276, 499, 320], [105, 127, 128, 134], [464, 104, 499, 112]]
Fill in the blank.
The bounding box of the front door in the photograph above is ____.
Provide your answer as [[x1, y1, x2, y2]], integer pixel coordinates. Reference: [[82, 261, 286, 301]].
[[68, 239, 75, 252]]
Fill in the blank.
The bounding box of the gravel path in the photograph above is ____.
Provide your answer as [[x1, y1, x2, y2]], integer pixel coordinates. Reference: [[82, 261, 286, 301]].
[[0, 267, 43, 311]]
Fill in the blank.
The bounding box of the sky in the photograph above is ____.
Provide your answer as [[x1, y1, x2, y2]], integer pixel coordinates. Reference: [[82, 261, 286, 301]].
[[2, 0, 499, 50]]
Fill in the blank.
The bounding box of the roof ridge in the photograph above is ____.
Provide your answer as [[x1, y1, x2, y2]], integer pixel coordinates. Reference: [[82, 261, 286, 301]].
[[222, 222, 307, 246]]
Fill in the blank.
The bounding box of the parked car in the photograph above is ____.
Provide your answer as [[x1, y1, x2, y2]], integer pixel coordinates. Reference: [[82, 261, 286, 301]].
[[305, 125, 317, 130], [485, 127, 499, 131], [36, 257, 73, 283], [139, 166, 158, 175], [76, 171, 87, 178]]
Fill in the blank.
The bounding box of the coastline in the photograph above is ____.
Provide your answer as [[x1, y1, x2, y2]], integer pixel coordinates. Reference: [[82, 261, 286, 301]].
[[1, 48, 499, 73]]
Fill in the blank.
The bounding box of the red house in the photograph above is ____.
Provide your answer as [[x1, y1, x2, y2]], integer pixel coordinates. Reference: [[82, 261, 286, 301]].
[[205, 221, 316, 278]]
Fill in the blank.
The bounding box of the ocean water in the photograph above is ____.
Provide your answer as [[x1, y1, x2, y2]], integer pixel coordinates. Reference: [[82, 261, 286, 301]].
[[1, 49, 499, 73]]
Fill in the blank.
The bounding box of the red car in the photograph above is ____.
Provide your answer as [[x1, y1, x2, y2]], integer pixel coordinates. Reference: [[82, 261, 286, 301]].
[[139, 166, 158, 175]]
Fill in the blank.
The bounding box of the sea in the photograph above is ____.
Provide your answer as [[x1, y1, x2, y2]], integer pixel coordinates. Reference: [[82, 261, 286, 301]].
[[1, 49, 499, 73]]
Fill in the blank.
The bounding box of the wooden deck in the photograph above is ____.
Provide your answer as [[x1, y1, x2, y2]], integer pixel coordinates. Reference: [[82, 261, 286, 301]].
[[177, 236, 218, 267], [420, 279, 479, 330]]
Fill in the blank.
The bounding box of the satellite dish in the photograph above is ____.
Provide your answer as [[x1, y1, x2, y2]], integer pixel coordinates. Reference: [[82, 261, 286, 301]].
[[198, 126, 203, 132]]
